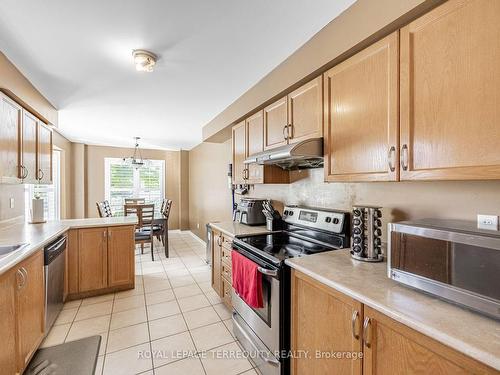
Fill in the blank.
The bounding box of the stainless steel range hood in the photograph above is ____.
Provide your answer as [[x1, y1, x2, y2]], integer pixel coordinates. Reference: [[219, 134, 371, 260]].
[[244, 138, 323, 170]]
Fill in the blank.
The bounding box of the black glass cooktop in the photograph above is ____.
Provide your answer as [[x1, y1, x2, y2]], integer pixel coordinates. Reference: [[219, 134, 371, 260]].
[[236, 231, 343, 264]]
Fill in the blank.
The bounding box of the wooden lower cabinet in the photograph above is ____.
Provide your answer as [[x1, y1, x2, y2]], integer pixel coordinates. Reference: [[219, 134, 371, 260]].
[[0, 268, 18, 375], [67, 225, 135, 299], [362, 306, 496, 375], [291, 270, 496, 375], [0, 250, 46, 374], [78, 227, 108, 292], [16, 250, 45, 372], [107, 226, 135, 288], [211, 228, 233, 308], [291, 270, 363, 375]]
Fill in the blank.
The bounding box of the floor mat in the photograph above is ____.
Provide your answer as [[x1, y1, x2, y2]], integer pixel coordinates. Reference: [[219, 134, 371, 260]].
[[26, 336, 101, 375]]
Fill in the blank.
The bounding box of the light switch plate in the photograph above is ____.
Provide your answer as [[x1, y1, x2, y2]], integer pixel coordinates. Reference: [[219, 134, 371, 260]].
[[477, 214, 499, 230], [9, 198, 14, 209]]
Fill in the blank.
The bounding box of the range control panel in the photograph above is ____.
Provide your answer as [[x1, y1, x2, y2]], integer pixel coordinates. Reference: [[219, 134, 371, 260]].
[[283, 205, 347, 234]]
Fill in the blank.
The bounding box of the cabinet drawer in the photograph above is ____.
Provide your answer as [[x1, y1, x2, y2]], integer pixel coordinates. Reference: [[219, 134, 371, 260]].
[[221, 235, 233, 250], [221, 246, 232, 264], [222, 261, 232, 281], [222, 277, 232, 308]]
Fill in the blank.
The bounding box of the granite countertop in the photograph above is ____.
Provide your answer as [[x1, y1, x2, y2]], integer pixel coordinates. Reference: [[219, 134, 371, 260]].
[[285, 250, 500, 371], [0, 217, 138, 275], [209, 221, 271, 238]]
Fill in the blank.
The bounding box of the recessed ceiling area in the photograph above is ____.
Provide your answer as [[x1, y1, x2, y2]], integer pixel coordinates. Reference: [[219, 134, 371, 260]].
[[0, 0, 356, 150]]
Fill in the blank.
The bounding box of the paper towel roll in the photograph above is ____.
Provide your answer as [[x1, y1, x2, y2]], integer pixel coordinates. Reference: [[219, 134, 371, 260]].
[[31, 198, 46, 223]]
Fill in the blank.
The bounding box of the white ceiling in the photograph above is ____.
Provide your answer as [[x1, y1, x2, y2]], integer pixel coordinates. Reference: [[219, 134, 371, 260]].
[[0, 0, 355, 150]]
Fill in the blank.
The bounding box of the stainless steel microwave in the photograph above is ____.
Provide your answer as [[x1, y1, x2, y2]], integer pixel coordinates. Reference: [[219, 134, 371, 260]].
[[388, 219, 500, 320]]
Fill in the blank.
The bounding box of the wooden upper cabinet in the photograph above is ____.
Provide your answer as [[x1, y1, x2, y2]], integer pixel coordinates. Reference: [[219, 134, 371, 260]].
[[246, 111, 264, 184], [324, 31, 399, 182], [107, 226, 135, 288], [21, 110, 39, 184], [288, 76, 323, 144], [400, 0, 500, 181], [78, 227, 108, 292], [0, 268, 18, 375], [264, 96, 288, 150], [232, 120, 247, 184], [292, 270, 363, 375], [0, 93, 22, 183], [37, 123, 52, 184], [16, 250, 45, 371], [363, 306, 497, 375]]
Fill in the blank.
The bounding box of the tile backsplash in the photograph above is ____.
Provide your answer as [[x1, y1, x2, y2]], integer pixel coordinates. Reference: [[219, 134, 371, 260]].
[[245, 168, 500, 243], [0, 184, 25, 222]]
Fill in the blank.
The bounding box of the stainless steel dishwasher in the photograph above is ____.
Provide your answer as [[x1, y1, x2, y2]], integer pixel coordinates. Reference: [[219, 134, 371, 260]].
[[44, 235, 67, 332]]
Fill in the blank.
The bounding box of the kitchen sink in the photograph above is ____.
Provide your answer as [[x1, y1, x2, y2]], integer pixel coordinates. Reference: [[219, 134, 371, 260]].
[[0, 243, 29, 257]]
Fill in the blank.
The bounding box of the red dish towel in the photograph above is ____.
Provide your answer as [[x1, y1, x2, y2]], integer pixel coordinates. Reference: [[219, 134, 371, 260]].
[[231, 251, 263, 308]]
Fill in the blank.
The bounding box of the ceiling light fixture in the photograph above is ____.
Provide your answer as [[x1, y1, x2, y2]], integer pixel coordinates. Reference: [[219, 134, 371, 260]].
[[132, 49, 157, 72], [123, 137, 149, 168]]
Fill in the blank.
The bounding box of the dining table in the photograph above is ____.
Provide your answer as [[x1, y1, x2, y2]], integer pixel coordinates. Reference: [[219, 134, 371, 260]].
[[122, 203, 169, 258]]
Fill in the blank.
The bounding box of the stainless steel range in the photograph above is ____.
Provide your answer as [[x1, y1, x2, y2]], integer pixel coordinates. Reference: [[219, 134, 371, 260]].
[[231, 205, 350, 375]]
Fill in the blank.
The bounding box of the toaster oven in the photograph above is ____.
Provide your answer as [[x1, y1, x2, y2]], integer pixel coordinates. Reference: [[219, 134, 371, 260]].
[[388, 219, 500, 320]]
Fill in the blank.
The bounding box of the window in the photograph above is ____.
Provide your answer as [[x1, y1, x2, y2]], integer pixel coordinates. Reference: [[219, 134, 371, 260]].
[[25, 149, 61, 221], [104, 158, 165, 216]]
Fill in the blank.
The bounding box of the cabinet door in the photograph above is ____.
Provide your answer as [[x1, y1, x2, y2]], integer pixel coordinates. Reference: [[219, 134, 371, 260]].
[[78, 227, 108, 292], [291, 270, 363, 375], [0, 93, 22, 183], [66, 229, 79, 297], [288, 76, 323, 144], [363, 306, 496, 375], [21, 110, 38, 183], [211, 230, 222, 297], [264, 96, 288, 150], [400, 0, 500, 180], [0, 269, 18, 375], [107, 226, 135, 288], [16, 250, 45, 371], [324, 31, 399, 182], [246, 111, 264, 184], [36, 123, 52, 184], [232, 120, 247, 184]]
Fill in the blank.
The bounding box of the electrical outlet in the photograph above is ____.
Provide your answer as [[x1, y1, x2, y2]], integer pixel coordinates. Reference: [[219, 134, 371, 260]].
[[477, 214, 499, 230], [9, 198, 14, 209], [196, 223, 200, 229]]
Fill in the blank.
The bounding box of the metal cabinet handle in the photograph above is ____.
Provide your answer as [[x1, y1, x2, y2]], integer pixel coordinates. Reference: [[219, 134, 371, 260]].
[[282, 125, 289, 140], [20, 165, 28, 179], [351, 310, 360, 340], [388, 146, 396, 172], [17, 268, 26, 289], [217, 235, 222, 246], [38, 169, 44, 181], [103, 230, 107, 239], [362, 317, 372, 348], [400, 144, 409, 171]]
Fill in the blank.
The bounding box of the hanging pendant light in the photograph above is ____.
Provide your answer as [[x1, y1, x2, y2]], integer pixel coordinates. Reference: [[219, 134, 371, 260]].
[[123, 137, 149, 168]]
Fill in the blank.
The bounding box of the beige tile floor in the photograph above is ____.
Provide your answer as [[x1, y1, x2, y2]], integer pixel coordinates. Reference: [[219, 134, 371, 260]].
[[41, 231, 258, 375]]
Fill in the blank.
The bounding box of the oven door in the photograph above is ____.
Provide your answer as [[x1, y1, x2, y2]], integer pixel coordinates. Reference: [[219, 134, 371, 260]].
[[231, 247, 281, 361]]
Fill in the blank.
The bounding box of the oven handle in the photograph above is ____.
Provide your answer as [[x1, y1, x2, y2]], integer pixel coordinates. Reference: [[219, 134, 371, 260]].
[[232, 312, 280, 366], [257, 267, 278, 277]]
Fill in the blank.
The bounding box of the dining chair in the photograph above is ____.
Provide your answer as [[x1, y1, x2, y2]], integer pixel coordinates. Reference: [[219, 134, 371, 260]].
[[96, 200, 113, 218], [125, 203, 156, 261], [125, 198, 146, 205], [161, 199, 173, 254]]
